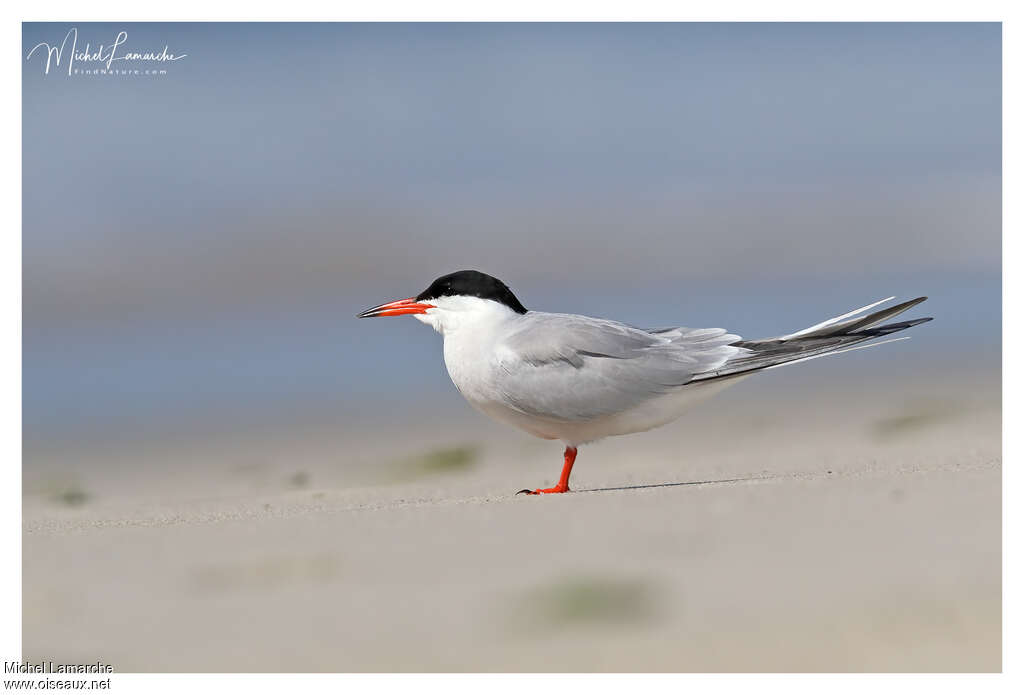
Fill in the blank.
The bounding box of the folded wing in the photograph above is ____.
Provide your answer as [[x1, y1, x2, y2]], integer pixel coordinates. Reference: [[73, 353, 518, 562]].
[[494, 312, 740, 421]]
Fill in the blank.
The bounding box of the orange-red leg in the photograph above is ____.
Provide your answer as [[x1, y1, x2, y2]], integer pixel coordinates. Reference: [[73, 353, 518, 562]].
[[518, 447, 577, 495]]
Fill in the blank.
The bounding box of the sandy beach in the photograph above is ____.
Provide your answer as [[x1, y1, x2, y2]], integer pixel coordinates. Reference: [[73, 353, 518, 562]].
[[22, 364, 1001, 672]]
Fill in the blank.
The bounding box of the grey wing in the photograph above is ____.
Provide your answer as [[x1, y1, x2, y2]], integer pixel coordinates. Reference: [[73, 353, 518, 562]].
[[690, 296, 932, 381], [493, 312, 741, 421]]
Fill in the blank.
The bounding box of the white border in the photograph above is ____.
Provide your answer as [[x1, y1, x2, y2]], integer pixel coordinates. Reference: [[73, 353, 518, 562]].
[[7, 1, 1019, 21], [5, 3, 1015, 693], [3, 2, 22, 685]]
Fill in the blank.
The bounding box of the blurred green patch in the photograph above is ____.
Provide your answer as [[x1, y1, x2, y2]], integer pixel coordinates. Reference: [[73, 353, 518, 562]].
[[55, 484, 90, 507], [516, 576, 658, 630], [418, 446, 478, 472], [381, 444, 481, 483], [872, 401, 965, 440], [289, 470, 310, 488], [25, 476, 91, 507]]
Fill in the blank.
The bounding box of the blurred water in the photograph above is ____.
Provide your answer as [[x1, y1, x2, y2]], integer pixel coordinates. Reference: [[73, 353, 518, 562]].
[[23, 269, 997, 446], [22, 22, 1001, 451]]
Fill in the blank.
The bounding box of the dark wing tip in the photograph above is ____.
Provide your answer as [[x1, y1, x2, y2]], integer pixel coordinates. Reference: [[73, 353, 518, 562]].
[[859, 316, 933, 336], [893, 296, 928, 310]]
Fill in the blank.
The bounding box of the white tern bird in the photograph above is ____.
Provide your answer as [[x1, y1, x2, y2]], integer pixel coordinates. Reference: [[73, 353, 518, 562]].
[[358, 270, 931, 495]]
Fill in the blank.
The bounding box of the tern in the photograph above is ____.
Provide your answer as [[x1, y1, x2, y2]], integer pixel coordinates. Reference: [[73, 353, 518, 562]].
[[358, 270, 931, 495]]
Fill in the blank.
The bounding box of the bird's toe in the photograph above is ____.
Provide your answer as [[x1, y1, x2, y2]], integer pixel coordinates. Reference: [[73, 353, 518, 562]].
[[516, 486, 569, 495]]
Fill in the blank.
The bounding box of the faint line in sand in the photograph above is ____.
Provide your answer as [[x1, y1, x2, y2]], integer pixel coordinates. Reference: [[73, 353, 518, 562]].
[[22, 457, 999, 536]]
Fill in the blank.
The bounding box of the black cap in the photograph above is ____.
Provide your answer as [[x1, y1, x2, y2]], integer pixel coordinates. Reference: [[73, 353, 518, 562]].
[[416, 270, 527, 314]]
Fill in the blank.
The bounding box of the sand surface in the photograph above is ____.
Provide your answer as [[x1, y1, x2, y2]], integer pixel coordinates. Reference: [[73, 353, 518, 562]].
[[22, 368, 1001, 672]]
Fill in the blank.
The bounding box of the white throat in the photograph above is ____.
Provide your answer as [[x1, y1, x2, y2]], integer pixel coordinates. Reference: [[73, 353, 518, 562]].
[[413, 295, 522, 336]]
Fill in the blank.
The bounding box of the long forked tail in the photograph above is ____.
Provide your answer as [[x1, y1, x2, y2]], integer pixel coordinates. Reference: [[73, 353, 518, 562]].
[[691, 296, 932, 382]]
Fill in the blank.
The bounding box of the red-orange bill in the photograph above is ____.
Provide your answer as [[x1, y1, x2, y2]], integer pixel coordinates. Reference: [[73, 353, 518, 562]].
[[357, 297, 434, 318]]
